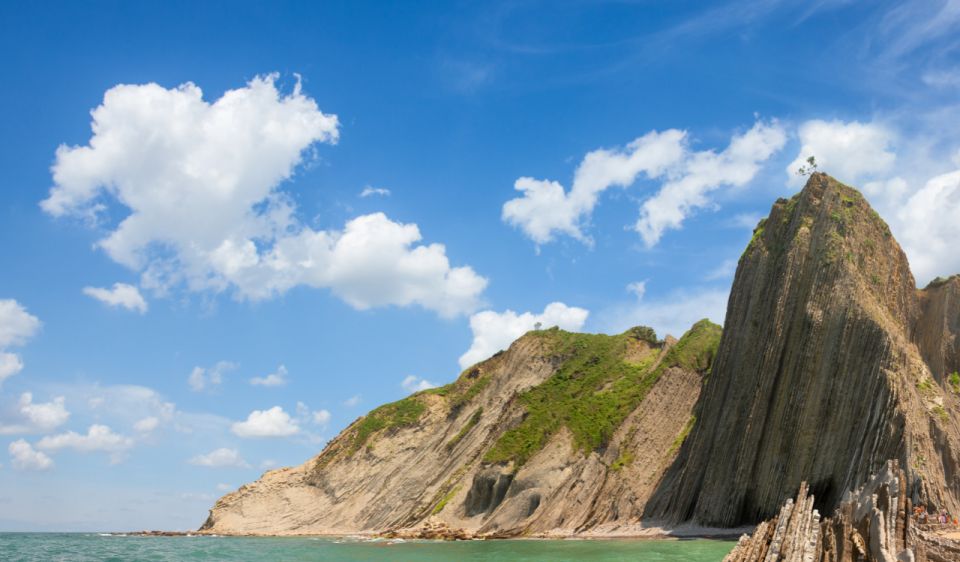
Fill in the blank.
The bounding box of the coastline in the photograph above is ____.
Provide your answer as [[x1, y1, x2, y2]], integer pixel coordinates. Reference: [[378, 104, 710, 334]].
[[130, 522, 751, 541]]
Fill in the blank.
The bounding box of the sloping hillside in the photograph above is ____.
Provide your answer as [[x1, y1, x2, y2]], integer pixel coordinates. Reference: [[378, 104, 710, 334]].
[[200, 322, 720, 536]]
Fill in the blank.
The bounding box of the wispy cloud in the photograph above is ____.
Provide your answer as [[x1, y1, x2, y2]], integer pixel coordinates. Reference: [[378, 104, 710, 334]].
[[188, 448, 250, 469], [359, 186, 391, 198], [188, 361, 238, 392], [82, 283, 148, 314], [250, 365, 288, 387], [597, 285, 729, 340]]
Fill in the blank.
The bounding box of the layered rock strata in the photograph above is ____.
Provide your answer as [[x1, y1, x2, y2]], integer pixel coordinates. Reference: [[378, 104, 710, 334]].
[[645, 173, 960, 527], [202, 173, 960, 540], [200, 322, 721, 536], [725, 461, 960, 562]]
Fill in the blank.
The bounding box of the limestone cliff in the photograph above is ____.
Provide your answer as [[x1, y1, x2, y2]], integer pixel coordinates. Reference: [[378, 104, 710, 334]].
[[199, 322, 721, 536], [644, 173, 960, 528]]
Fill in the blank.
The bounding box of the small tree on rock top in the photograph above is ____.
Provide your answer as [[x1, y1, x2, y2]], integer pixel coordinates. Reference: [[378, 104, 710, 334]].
[[796, 155, 818, 177]]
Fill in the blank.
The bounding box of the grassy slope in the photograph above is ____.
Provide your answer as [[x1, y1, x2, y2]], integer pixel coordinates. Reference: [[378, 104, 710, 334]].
[[484, 320, 721, 467], [317, 321, 722, 471]]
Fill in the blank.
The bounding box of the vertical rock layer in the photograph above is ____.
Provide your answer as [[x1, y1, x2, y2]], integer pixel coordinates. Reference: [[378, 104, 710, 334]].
[[725, 461, 960, 562], [916, 276, 960, 384], [645, 173, 960, 527]]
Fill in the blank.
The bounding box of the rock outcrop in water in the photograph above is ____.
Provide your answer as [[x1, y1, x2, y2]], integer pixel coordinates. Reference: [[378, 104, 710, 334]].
[[200, 322, 722, 536], [201, 173, 960, 540], [724, 460, 960, 562], [645, 173, 960, 528]]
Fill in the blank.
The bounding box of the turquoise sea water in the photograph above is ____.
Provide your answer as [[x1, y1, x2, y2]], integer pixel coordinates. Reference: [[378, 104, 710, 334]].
[[0, 533, 735, 561]]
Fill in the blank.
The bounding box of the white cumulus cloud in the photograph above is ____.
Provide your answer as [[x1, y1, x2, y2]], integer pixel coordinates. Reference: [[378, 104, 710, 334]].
[[41, 75, 486, 318], [502, 130, 685, 245], [231, 406, 299, 438], [401, 375, 436, 393], [0, 393, 70, 435], [0, 300, 41, 348], [459, 302, 589, 369], [786, 119, 896, 187], [188, 447, 251, 468], [9, 439, 53, 471], [0, 300, 42, 385], [250, 365, 288, 387], [233, 212, 487, 316], [82, 283, 148, 313], [0, 353, 24, 385], [37, 424, 134, 454], [635, 120, 787, 247], [503, 120, 785, 248], [895, 170, 960, 283]]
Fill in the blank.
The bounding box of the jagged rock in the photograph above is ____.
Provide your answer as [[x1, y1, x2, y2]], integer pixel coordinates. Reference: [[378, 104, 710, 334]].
[[724, 460, 960, 562], [645, 173, 960, 528], [384, 518, 476, 540]]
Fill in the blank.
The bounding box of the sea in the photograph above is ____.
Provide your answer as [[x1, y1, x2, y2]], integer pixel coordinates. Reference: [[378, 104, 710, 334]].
[[0, 533, 736, 561]]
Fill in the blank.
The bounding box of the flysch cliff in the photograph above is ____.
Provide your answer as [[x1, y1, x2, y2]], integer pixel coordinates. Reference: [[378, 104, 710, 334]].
[[200, 173, 960, 540], [199, 321, 722, 537], [644, 173, 960, 530]]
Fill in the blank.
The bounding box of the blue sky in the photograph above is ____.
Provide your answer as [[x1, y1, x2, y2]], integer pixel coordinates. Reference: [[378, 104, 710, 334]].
[[1, 0, 959, 531]]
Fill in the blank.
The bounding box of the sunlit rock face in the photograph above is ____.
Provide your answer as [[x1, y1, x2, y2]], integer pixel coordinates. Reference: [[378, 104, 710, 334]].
[[645, 173, 960, 528]]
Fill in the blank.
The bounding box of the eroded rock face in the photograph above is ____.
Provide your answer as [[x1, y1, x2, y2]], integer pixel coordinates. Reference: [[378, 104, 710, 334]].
[[645, 173, 960, 528], [199, 322, 720, 536], [725, 461, 960, 562], [202, 173, 960, 538], [916, 276, 960, 384]]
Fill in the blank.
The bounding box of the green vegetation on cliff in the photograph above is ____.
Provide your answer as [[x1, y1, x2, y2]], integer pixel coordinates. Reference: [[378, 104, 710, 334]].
[[330, 320, 721, 468], [424, 366, 493, 412], [659, 320, 722, 374], [484, 320, 721, 467], [446, 408, 483, 450], [348, 396, 427, 454]]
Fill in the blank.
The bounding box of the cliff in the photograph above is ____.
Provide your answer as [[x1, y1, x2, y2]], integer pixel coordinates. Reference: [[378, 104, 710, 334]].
[[199, 321, 721, 536], [200, 173, 960, 539], [644, 173, 960, 528]]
